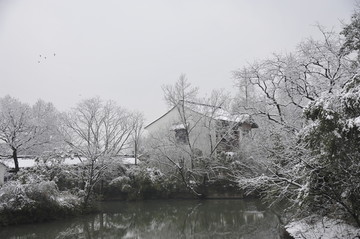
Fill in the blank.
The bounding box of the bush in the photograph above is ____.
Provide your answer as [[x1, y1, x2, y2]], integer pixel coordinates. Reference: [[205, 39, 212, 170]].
[[0, 180, 82, 226], [104, 166, 178, 200]]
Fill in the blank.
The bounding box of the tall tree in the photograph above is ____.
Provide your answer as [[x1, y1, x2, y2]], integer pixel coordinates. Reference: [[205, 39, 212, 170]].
[[161, 74, 200, 169], [27, 99, 63, 155], [294, 9, 360, 227], [235, 20, 360, 227], [341, 7, 360, 61], [233, 28, 352, 133], [61, 97, 136, 206], [299, 73, 360, 226], [232, 29, 354, 193], [162, 74, 199, 108]]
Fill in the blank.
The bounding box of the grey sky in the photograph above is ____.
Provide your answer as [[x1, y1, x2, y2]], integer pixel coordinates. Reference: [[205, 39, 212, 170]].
[[0, 0, 355, 123]]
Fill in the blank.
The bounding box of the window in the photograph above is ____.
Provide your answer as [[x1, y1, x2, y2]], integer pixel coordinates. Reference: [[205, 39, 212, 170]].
[[170, 123, 189, 144], [175, 128, 188, 144]]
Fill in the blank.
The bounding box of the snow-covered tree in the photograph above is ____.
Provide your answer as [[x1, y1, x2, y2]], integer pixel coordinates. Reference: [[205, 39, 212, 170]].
[[299, 73, 360, 226], [0, 96, 60, 172], [61, 97, 136, 206], [232, 27, 354, 176], [233, 28, 352, 133], [295, 13, 360, 226], [341, 7, 360, 61], [236, 18, 360, 227], [27, 99, 64, 155]]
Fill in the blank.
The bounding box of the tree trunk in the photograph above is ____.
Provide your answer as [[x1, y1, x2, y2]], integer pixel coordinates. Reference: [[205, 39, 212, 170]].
[[134, 142, 138, 165], [12, 147, 19, 172]]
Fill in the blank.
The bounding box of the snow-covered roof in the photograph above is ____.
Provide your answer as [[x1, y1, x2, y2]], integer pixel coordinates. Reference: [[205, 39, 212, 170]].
[[145, 100, 258, 129], [183, 101, 258, 127], [170, 123, 186, 130]]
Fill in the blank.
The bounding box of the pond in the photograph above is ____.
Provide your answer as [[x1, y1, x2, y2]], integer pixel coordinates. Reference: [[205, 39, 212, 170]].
[[0, 199, 287, 239]]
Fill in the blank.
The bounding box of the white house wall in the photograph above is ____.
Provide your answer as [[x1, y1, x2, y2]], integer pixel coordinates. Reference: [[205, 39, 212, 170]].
[[146, 106, 180, 134], [146, 106, 217, 156], [186, 110, 217, 156], [0, 163, 6, 186]]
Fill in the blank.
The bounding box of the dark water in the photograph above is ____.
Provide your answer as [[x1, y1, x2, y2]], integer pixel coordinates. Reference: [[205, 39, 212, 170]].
[[0, 199, 286, 239]]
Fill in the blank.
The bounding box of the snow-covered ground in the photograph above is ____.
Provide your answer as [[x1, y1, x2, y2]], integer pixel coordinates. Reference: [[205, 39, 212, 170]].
[[0, 157, 139, 168], [286, 217, 360, 239]]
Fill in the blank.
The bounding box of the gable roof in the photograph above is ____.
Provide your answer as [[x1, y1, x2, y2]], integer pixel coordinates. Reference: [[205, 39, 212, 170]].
[[145, 101, 258, 129], [183, 101, 258, 128], [144, 105, 177, 129]]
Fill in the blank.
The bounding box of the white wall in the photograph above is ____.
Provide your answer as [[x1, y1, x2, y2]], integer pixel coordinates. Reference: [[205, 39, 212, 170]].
[[146, 106, 217, 156], [0, 164, 6, 186]]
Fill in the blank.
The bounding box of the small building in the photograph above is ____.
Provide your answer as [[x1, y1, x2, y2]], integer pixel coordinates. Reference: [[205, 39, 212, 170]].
[[145, 101, 258, 156], [0, 162, 7, 186]]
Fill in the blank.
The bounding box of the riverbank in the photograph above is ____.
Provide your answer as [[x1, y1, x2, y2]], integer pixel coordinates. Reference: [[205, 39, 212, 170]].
[[0, 162, 251, 226], [1, 163, 359, 239], [0, 199, 287, 238]]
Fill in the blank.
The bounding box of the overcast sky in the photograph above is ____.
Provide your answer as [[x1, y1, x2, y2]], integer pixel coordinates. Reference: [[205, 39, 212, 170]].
[[0, 0, 356, 123]]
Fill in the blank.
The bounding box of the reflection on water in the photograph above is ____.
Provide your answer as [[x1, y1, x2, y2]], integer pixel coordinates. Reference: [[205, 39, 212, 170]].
[[0, 199, 285, 239]]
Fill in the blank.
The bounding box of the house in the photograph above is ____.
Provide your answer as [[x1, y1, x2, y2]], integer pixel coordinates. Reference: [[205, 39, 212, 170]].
[[145, 100, 258, 156], [0, 162, 7, 186]]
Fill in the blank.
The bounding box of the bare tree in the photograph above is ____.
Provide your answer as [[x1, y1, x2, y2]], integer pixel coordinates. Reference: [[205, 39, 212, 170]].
[[162, 74, 199, 108], [161, 74, 199, 169], [234, 67, 255, 108], [61, 97, 136, 206]]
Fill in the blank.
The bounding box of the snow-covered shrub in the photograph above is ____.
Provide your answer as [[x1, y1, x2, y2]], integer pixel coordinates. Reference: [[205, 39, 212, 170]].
[[0, 181, 34, 211], [0, 180, 81, 226], [25, 181, 59, 202], [127, 167, 166, 190], [105, 165, 174, 200], [109, 176, 132, 192]]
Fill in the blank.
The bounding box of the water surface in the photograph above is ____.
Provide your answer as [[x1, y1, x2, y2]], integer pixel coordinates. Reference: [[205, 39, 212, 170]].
[[0, 199, 285, 239]]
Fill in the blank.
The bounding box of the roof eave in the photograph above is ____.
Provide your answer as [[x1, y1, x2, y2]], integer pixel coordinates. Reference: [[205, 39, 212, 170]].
[[144, 105, 177, 129]]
